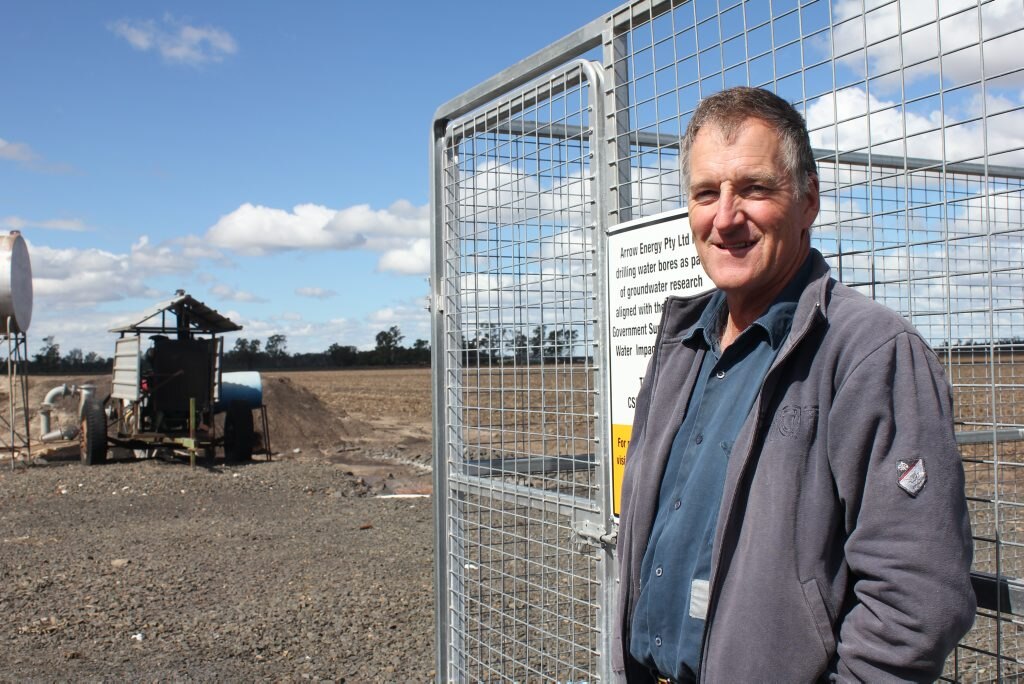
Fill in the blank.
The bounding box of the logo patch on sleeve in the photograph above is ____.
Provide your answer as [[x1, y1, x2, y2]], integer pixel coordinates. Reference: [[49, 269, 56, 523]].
[[897, 459, 927, 496]]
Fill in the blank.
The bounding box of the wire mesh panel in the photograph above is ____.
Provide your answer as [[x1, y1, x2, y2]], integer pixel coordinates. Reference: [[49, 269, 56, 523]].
[[435, 0, 1024, 680], [436, 61, 611, 681], [598, 0, 1024, 680]]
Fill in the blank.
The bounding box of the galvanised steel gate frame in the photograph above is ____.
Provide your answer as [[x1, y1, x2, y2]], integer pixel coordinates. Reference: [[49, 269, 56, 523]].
[[432, 1, 1024, 680]]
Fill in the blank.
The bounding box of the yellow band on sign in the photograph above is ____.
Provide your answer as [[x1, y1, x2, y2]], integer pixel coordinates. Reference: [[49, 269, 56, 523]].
[[611, 423, 632, 516]]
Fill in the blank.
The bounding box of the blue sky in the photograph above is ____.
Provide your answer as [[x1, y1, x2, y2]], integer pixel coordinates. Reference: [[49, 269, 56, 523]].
[[0, 1, 619, 356]]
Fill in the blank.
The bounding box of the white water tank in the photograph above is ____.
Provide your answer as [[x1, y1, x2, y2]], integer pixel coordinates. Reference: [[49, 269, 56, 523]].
[[0, 231, 32, 334]]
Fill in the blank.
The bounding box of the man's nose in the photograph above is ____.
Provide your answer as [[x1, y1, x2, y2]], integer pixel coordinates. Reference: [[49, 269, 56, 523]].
[[713, 188, 743, 230]]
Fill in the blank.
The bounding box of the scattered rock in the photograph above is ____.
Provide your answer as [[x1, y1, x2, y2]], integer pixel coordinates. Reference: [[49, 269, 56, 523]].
[[0, 369, 434, 680], [0, 458, 432, 680]]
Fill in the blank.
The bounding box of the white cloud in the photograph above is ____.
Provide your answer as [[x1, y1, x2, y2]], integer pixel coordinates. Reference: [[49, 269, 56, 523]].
[[205, 199, 430, 274], [27, 235, 197, 309], [368, 302, 430, 341], [30, 244, 163, 307], [831, 0, 1024, 90], [128, 235, 197, 275], [210, 283, 263, 303], [0, 216, 88, 231], [378, 239, 429, 275], [206, 203, 359, 255], [806, 86, 1024, 164], [295, 287, 337, 299], [0, 137, 72, 173], [175, 234, 227, 261], [0, 138, 36, 163], [109, 15, 237, 66], [29, 310, 135, 359]]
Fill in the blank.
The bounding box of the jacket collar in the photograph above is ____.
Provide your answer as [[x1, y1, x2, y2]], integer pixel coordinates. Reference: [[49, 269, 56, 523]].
[[664, 248, 833, 349], [783, 248, 832, 355]]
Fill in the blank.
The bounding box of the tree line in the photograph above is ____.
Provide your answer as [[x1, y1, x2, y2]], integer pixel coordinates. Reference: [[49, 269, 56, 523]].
[[27, 325, 430, 373], [461, 324, 585, 365]]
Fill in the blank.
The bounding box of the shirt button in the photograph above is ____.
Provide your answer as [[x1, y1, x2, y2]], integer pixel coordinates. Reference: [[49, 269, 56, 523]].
[[655, 636, 663, 647], [674, 499, 681, 510], [716, 370, 726, 379], [655, 566, 663, 577], [695, 434, 703, 444]]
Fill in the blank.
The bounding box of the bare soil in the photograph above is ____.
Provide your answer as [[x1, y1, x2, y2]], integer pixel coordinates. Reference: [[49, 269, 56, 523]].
[[0, 367, 435, 682]]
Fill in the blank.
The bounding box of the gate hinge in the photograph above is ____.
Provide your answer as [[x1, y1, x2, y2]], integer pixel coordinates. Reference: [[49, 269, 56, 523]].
[[570, 510, 617, 553]]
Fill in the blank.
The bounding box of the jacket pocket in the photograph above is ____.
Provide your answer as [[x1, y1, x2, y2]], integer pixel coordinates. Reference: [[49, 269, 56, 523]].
[[800, 578, 837, 660]]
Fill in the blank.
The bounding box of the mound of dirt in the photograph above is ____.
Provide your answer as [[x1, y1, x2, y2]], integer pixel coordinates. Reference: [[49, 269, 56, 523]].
[[261, 375, 373, 456]]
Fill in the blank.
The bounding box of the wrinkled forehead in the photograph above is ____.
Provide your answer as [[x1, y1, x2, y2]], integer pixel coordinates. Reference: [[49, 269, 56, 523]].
[[688, 119, 787, 176], [695, 116, 780, 147]]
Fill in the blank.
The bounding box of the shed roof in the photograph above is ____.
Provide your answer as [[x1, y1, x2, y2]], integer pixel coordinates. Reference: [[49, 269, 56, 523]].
[[109, 292, 242, 335]]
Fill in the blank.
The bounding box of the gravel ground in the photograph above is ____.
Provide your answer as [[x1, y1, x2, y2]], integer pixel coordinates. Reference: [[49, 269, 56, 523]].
[[0, 455, 435, 682]]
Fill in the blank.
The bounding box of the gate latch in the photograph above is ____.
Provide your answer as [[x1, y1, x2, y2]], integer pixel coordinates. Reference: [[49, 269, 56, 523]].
[[570, 510, 617, 553]]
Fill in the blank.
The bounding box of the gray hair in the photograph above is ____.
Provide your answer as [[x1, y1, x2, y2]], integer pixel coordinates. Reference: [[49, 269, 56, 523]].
[[680, 87, 817, 197]]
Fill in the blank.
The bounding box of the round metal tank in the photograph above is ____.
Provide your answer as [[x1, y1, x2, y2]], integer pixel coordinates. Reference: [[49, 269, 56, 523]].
[[215, 371, 263, 412], [0, 232, 32, 334]]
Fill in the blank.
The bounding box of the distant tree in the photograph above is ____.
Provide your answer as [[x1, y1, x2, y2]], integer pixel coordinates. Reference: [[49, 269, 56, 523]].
[[33, 335, 61, 371], [84, 351, 102, 365], [545, 327, 578, 358], [529, 326, 545, 361], [64, 348, 84, 369], [375, 325, 404, 364], [461, 334, 480, 366], [410, 338, 430, 365], [327, 343, 358, 367], [265, 334, 287, 360], [231, 337, 261, 370], [513, 331, 528, 364], [482, 324, 504, 363]]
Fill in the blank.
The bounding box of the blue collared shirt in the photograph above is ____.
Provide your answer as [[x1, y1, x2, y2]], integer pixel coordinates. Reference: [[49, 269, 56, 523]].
[[629, 259, 809, 681]]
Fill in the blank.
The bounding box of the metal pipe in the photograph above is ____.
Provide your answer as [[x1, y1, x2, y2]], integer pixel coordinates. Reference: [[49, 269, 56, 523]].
[[41, 426, 78, 443], [39, 383, 75, 436]]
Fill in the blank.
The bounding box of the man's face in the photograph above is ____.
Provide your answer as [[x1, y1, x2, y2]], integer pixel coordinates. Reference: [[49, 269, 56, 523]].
[[687, 118, 819, 309]]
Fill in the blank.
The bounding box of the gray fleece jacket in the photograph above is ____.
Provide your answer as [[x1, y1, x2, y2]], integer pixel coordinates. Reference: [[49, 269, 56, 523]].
[[614, 250, 975, 682]]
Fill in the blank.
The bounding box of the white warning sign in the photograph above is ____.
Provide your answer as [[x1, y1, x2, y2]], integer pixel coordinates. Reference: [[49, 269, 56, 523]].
[[607, 208, 713, 515]]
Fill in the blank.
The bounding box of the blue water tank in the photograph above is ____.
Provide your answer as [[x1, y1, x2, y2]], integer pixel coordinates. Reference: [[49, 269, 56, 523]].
[[215, 371, 263, 412]]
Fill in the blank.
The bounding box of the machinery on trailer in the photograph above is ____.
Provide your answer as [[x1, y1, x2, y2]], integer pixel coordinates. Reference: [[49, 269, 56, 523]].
[[78, 290, 268, 465]]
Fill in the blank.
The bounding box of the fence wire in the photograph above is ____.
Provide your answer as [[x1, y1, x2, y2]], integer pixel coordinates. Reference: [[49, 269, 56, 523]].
[[435, 0, 1024, 680], [438, 62, 607, 681], [599, 2, 1024, 678]]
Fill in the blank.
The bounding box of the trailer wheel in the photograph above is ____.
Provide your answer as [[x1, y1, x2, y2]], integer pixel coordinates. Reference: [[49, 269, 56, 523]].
[[80, 398, 108, 465], [223, 401, 254, 464]]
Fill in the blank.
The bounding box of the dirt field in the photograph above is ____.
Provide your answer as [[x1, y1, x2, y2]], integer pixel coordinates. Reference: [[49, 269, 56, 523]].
[[0, 367, 435, 682], [3, 361, 1020, 680]]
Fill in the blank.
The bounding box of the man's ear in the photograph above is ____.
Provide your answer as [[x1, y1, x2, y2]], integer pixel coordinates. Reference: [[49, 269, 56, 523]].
[[802, 173, 820, 226]]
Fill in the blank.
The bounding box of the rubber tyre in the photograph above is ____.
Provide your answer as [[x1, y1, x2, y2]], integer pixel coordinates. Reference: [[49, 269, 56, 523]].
[[80, 397, 108, 465], [223, 401, 254, 464]]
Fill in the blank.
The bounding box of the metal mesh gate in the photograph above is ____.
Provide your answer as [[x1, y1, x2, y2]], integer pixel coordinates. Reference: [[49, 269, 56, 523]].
[[433, 61, 613, 681], [433, 0, 1024, 681]]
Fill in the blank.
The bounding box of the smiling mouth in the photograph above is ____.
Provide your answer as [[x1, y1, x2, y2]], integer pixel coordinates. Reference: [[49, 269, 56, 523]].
[[716, 240, 757, 251]]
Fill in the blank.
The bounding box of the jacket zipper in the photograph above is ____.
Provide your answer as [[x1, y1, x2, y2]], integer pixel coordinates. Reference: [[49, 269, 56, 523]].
[[696, 299, 825, 680]]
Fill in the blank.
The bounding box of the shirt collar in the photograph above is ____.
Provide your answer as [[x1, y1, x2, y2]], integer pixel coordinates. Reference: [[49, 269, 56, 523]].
[[684, 252, 814, 351]]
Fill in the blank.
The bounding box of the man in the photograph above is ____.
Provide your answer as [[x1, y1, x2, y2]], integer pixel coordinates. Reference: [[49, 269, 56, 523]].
[[613, 87, 975, 682]]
